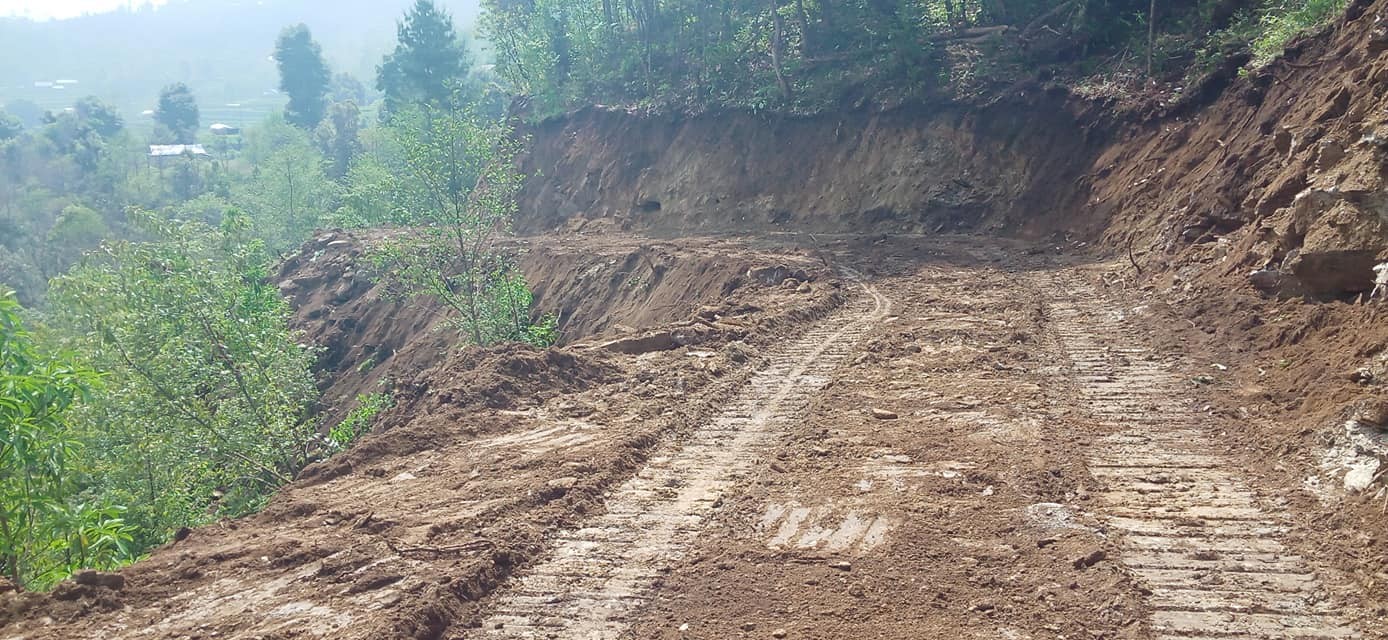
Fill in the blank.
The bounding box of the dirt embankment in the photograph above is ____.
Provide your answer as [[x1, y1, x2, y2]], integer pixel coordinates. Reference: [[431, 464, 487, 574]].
[[275, 231, 831, 426], [513, 100, 1095, 237]]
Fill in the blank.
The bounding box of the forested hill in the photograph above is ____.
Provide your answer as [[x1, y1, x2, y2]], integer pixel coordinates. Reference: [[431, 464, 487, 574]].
[[0, 0, 483, 125], [485, 0, 1350, 117]]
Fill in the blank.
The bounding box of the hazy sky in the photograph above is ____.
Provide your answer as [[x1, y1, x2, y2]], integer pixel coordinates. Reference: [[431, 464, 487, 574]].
[[0, 0, 168, 20]]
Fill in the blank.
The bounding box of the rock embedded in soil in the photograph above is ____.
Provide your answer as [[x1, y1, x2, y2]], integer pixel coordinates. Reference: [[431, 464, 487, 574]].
[[1072, 549, 1107, 570], [1344, 458, 1381, 493], [1353, 399, 1388, 427], [869, 408, 899, 420]]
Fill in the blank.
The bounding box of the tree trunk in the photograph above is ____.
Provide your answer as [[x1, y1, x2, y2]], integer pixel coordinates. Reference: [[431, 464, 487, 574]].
[[794, 0, 813, 55], [1147, 0, 1156, 77], [770, 0, 792, 102]]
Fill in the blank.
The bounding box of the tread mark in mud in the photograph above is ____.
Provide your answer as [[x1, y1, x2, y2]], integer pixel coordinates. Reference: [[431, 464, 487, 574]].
[[1046, 272, 1362, 640], [474, 282, 889, 639]]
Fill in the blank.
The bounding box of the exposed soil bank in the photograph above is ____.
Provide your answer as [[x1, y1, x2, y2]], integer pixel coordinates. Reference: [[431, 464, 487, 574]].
[[514, 99, 1095, 238], [513, 0, 1388, 301]]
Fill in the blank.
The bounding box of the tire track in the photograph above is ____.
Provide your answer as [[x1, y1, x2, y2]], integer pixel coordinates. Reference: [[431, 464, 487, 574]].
[[471, 281, 889, 639], [1042, 270, 1362, 640]]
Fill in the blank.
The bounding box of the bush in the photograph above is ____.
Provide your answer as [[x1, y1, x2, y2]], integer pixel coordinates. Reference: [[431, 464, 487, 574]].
[[1250, 0, 1347, 65]]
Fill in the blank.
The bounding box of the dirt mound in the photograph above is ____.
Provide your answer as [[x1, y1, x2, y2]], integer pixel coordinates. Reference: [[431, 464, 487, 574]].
[[1087, 0, 1388, 300], [278, 231, 829, 428]]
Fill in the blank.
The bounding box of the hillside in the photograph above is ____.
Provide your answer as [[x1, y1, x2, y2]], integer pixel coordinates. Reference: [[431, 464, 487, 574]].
[[3, 0, 1388, 639]]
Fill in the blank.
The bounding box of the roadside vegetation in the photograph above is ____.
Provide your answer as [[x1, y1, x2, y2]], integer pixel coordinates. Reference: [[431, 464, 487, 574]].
[[0, 0, 547, 590]]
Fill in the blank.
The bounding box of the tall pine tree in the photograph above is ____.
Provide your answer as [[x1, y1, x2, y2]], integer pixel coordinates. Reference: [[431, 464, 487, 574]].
[[376, 0, 470, 117], [274, 24, 331, 130]]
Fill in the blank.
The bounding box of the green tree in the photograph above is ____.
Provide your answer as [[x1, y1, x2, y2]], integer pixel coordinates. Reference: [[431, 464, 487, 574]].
[[73, 97, 123, 139], [154, 83, 199, 143], [0, 110, 21, 142], [274, 24, 332, 130], [376, 0, 471, 117], [330, 72, 368, 106], [49, 210, 321, 546], [234, 122, 337, 252], [42, 204, 108, 278], [314, 100, 363, 180], [361, 104, 552, 346], [2, 100, 43, 130], [0, 290, 131, 589]]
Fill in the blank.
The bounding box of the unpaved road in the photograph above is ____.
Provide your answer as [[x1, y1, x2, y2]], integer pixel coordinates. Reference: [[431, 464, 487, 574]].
[[5, 237, 1383, 640]]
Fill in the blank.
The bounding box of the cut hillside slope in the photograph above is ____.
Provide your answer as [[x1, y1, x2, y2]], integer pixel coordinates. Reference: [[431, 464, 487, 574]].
[[513, 99, 1095, 237], [500, 0, 1388, 616]]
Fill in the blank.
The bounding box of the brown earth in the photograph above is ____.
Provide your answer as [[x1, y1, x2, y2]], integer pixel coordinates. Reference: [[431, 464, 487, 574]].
[[7, 1, 1388, 638]]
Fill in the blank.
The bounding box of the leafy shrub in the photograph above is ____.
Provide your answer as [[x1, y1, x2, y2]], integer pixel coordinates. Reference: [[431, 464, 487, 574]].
[[1250, 0, 1347, 65], [325, 392, 394, 452]]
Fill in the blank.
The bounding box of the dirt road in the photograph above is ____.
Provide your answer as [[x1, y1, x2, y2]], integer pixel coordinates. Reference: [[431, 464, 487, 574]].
[[471, 240, 1377, 639], [5, 236, 1383, 640]]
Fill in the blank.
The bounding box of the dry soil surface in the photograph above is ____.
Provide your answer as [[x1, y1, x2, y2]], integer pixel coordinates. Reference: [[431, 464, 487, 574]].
[[4, 235, 1386, 640]]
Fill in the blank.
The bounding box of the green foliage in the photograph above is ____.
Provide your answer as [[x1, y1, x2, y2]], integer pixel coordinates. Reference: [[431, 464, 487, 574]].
[[0, 110, 21, 142], [48, 210, 321, 547], [330, 73, 369, 106], [47, 205, 107, 251], [72, 97, 123, 139], [154, 83, 200, 143], [478, 0, 1355, 114], [2, 100, 42, 130], [377, 0, 472, 116], [0, 290, 132, 590], [314, 100, 364, 179], [324, 392, 394, 452], [1249, 0, 1347, 65], [232, 122, 339, 254], [275, 24, 334, 130], [354, 103, 550, 346]]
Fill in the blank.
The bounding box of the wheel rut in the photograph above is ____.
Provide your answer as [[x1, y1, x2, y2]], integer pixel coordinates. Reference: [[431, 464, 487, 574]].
[[472, 281, 889, 639], [1042, 271, 1363, 640]]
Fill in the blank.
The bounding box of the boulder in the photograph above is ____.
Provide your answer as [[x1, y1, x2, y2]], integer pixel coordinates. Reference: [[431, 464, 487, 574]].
[[747, 265, 809, 286], [1284, 199, 1386, 295]]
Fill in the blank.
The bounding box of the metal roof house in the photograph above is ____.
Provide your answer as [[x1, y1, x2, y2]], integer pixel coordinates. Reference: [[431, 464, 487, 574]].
[[148, 144, 209, 157], [147, 144, 211, 168]]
